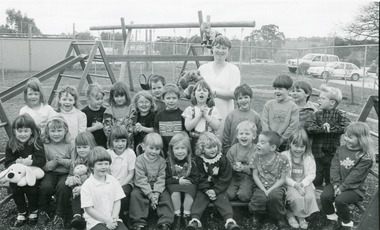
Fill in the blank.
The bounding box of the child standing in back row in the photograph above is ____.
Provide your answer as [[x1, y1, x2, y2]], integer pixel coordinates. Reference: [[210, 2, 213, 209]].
[[82, 84, 108, 148], [261, 74, 299, 152], [104, 81, 132, 125], [154, 84, 186, 155], [19, 78, 57, 134], [182, 80, 221, 152], [321, 122, 375, 230], [4, 114, 46, 227], [149, 75, 167, 112], [222, 84, 262, 154], [56, 86, 87, 140], [304, 84, 350, 187]]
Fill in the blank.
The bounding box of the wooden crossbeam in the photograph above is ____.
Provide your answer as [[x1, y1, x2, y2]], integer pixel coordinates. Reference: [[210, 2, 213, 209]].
[[104, 54, 214, 62]]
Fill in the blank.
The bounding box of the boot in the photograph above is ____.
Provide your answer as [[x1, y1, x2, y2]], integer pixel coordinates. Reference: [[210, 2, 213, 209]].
[[251, 212, 264, 230], [182, 214, 191, 228], [172, 214, 181, 230]]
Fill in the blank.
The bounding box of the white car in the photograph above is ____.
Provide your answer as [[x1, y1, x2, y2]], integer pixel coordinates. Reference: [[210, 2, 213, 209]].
[[287, 53, 340, 73], [307, 62, 364, 81]]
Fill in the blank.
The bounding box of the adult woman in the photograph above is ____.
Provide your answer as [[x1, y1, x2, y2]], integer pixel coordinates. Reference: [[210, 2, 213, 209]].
[[198, 35, 241, 137]]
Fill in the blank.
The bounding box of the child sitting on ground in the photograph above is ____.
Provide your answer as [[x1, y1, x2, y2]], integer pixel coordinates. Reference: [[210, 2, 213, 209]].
[[283, 128, 319, 229], [290, 80, 318, 127], [249, 131, 290, 230], [81, 147, 128, 230], [149, 74, 166, 112], [304, 84, 350, 187], [222, 84, 262, 153], [226, 120, 257, 202], [321, 122, 375, 230], [261, 74, 299, 152], [186, 132, 240, 230], [129, 133, 174, 230]]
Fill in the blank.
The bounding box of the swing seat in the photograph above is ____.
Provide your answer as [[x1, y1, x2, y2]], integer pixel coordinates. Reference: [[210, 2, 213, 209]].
[[139, 73, 151, 90]]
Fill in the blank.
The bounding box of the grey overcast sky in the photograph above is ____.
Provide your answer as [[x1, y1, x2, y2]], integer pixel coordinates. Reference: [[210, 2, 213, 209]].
[[0, 0, 372, 39]]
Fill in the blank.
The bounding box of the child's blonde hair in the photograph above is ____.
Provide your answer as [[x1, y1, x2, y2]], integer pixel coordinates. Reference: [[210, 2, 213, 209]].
[[195, 132, 221, 156], [87, 146, 112, 173], [142, 132, 163, 150], [319, 84, 342, 106], [288, 127, 313, 159], [190, 80, 215, 107], [9, 113, 42, 153], [57, 85, 79, 112], [23, 77, 46, 105], [109, 81, 131, 107], [43, 115, 70, 143], [345, 122, 376, 164], [236, 120, 257, 139], [168, 132, 193, 177], [133, 91, 157, 113], [107, 126, 130, 150], [86, 84, 104, 99]]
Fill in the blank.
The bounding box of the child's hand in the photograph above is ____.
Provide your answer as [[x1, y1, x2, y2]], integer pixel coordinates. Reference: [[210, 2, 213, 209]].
[[234, 162, 243, 172], [323, 122, 330, 133], [44, 160, 58, 171], [179, 177, 192, 185], [294, 183, 305, 196], [206, 189, 216, 200], [17, 155, 33, 166], [106, 218, 117, 230], [92, 121, 104, 131], [334, 187, 341, 197], [56, 157, 64, 165], [135, 122, 142, 132], [72, 186, 81, 198], [200, 105, 208, 117]]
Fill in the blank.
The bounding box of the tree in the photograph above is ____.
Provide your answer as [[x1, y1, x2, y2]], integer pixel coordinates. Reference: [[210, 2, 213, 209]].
[[3, 9, 41, 34], [75, 31, 95, 40], [343, 2, 379, 41], [249, 24, 285, 59]]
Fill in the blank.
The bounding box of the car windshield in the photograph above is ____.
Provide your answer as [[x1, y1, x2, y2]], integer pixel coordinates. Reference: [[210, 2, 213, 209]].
[[302, 54, 315, 60]]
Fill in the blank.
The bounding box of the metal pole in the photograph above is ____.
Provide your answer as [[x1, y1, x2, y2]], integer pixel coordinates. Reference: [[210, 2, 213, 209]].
[[362, 45, 367, 99], [28, 24, 32, 72], [1, 39, 4, 85]]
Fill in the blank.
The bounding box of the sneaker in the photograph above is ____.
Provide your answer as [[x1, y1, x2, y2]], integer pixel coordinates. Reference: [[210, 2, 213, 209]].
[[53, 215, 65, 230], [14, 212, 27, 227], [225, 219, 240, 230], [133, 225, 147, 230], [157, 223, 171, 230], [37, 211, 50, 226], [28, 210, 38, 225], [186, 218, 201, 230], [71, 214, 86, 229]]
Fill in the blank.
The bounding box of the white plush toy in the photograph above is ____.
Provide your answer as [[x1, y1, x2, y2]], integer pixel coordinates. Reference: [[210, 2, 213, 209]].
[[0, 163, 45, 186]]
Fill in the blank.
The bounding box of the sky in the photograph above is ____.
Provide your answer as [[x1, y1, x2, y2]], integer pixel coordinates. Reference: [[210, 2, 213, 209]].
[[0, 0, 373, 40]]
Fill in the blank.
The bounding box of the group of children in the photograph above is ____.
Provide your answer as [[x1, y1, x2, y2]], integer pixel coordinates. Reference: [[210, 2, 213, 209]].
[[2, 71, 376, 230]]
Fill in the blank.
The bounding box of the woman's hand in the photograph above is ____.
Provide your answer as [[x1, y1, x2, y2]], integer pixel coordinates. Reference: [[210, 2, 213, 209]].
[[294, 183, 305, 196]]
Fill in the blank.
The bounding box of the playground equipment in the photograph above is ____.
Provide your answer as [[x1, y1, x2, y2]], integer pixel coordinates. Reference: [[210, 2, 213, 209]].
[[90, 11, 256, 91]]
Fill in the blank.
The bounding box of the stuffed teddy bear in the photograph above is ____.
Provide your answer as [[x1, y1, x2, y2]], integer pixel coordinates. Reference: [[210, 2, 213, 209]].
[[65, 164, 89, 188], [0, 163, 45, 186], [178, 70, 203, 99]]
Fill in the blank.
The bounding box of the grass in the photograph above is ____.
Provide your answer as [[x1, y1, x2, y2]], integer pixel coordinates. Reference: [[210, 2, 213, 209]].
[[0, 62, 378, 229]]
